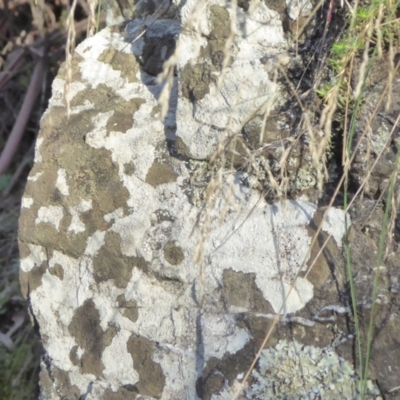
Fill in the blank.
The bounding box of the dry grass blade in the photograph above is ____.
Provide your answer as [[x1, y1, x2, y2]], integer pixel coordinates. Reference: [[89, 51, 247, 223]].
[[294, 0, 325, 41], [64, 0, 78, 118], [86, 0, 98, 37]]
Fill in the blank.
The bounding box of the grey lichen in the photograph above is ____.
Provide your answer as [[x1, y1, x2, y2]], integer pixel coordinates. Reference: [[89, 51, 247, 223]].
[[247, 340, 382, 400]]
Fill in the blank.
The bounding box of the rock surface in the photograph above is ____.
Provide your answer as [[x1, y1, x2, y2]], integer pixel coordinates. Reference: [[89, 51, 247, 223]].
[[350, 57, 400, 198], [19, 0, 400, 399]]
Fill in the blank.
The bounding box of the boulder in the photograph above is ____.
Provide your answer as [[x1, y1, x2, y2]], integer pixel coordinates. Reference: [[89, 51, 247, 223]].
[[18, 0, 399, 399]]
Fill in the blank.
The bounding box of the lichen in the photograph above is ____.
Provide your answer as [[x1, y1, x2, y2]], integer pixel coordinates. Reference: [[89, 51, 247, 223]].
[[247, 339, 382, 399]]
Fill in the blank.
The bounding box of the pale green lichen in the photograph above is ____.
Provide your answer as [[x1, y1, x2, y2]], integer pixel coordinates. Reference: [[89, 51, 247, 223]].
[[247, 340, 382, 400], [372, 125, 391, 155], [288, 167, 317, 192]]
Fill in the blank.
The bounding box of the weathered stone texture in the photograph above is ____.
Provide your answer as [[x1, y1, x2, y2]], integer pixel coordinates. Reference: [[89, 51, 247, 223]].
[[18, 0, 400, 399]]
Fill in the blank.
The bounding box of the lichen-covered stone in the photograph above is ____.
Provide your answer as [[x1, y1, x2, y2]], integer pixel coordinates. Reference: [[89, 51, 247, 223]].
[[18, 1, 400, 399], [176, 0, 286, 161]]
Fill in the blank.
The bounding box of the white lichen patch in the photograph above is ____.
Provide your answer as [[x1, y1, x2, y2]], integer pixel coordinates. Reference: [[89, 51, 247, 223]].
[[123, 268, 193, 342], [21, 197, 34, 209], [49, 78, 87, 108], [84, 230, 106, 257], [27, 171, 43, 182], [101, 330, 139, 386], [209, 194, 316, 314], [178, 1, 210, 55], [35, 205, 64, 230], [20, 244, 47, 272], [84, 111, 115, 148], [235, 1, 285, 53], [25, 251, 91, 381], [202, 314, 251, 361], [68, 199, 93, 234], [247, 339, 382, 399], [33, 137, 44, 163], [42, 251, 85, 324], [77, 31, 134, 88], [322, 207, 350, 248], [156, 345, 199, 399], [56, 168, 69, 196], [104, 208, 124, 223], [110, 213, 154, 259]]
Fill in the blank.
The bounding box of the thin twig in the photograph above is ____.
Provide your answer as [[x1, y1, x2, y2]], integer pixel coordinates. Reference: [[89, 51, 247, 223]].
[[0, 54, 45, 176]]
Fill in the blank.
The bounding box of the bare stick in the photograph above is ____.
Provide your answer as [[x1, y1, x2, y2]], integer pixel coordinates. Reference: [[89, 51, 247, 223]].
[[0, 56, 45, 176]]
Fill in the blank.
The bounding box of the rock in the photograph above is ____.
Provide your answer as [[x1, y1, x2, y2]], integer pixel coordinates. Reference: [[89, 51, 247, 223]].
[[350, 56, 400, 197], [176, 1, 285, 160], [18, 0, 400, 399], [104, 0, 176, 27], [286, 0, 312, 20]]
